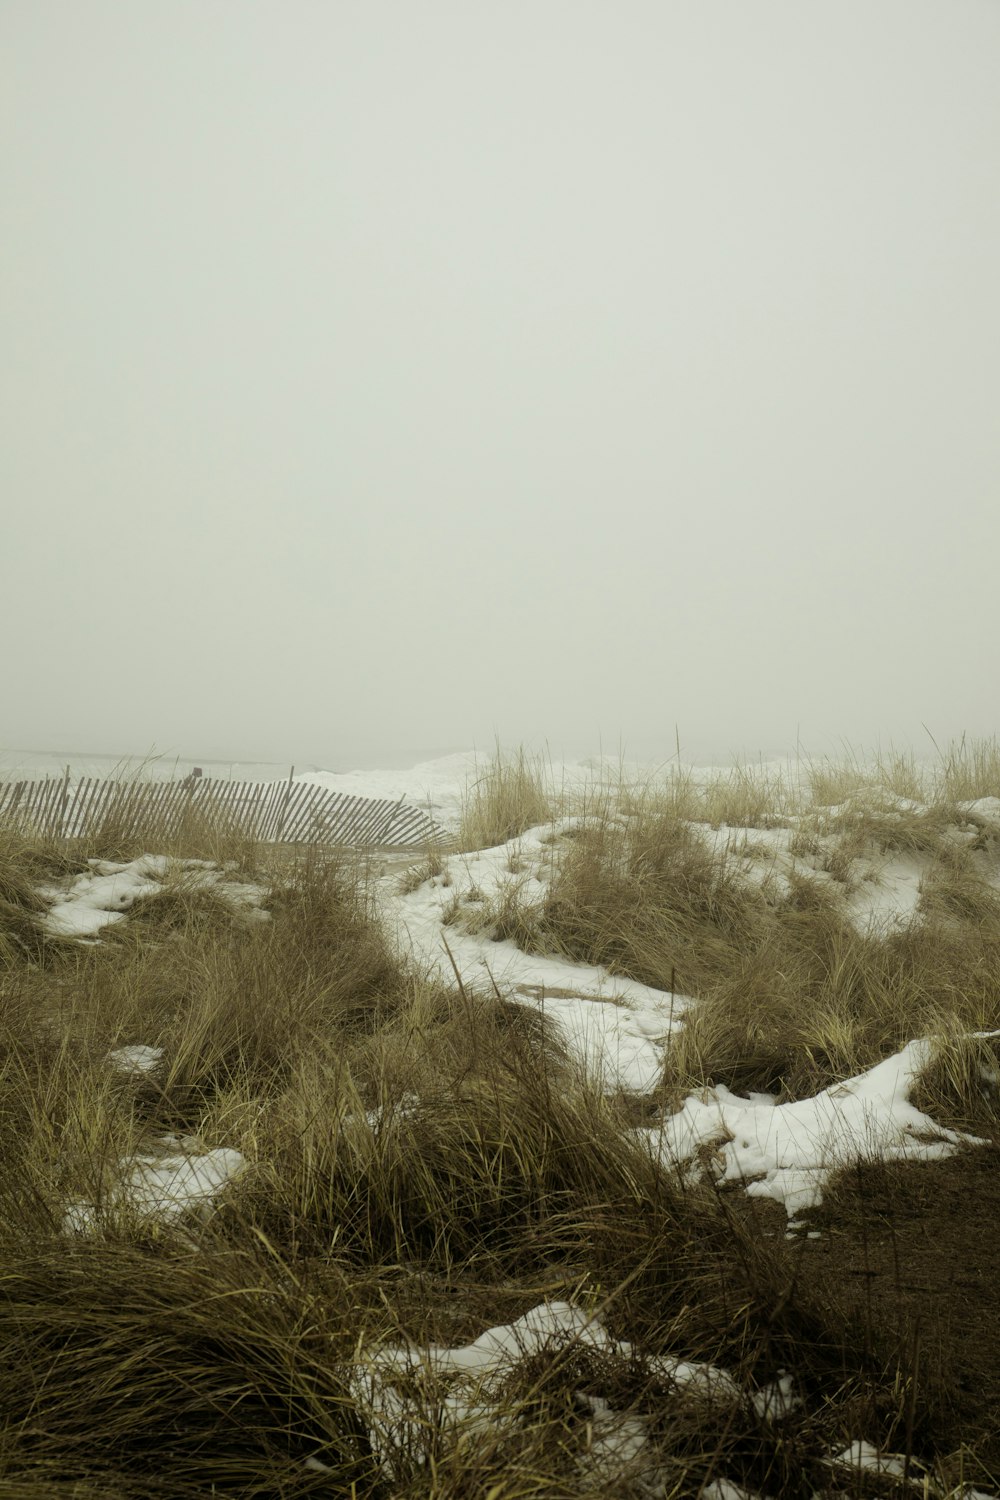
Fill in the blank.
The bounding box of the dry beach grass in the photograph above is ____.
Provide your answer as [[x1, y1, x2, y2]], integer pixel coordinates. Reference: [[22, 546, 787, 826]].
[[0, 743, 998, 1495]]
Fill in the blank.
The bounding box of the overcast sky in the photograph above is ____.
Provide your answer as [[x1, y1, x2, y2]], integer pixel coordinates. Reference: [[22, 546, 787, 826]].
[[3, 2, 998, 768]]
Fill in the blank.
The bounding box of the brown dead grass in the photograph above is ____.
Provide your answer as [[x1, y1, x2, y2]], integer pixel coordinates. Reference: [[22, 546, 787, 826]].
[[0, 766, 999, 1493], [458, 747, 554, 851]]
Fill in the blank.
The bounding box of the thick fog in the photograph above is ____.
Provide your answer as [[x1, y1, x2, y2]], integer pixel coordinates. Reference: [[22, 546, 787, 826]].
[[4, 2, 998, 770]]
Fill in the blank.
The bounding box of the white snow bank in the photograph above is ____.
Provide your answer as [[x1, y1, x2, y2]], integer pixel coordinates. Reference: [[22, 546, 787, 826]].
[[845, 853, 927, 933], [751, 1372, 801, 1421], [376, 808, 998, 1219], [637, 1039, 986, 1218], [352, 1292, 964, 1494], [39, 856, 166, 937], [66, 1043, 245, 1231], [293, 750, 698, 834], [351, 1299, 740, 1489], [701, 1482, 769, 1500], [107, 1044, 164, 1077], [65, 1144, 245, 1233], [385, 827, 688, 1091], [368, 1301, 617, 1378], [293, 752, 479, 831], [38, 856, 269, 939], [960, 796, 1000, 824]]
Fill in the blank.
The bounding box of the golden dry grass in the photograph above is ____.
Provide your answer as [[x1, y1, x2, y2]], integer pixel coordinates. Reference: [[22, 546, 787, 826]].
[[0, 752, 999, 1495], [443, 748, 1000, 1106], [458, 746, 554, 850]]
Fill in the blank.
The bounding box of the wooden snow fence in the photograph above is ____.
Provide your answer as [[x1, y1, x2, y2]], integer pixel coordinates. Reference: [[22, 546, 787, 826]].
[[0, 773, 451, 850]]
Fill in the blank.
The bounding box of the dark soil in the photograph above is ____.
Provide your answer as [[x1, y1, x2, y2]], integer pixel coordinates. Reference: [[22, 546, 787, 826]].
[[796, 1137, 1000, 1482]]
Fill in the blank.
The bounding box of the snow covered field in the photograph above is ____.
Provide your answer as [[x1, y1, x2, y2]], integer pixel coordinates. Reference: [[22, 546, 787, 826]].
[[4, 744, 1000, 1496], [26, 745, 1000, 1215], [3, 750, 995, 1500]]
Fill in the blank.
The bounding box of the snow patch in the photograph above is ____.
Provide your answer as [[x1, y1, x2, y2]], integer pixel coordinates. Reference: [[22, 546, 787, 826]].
[[385, 827, 688, 1091], [65, 1145, 245, 1233], [637, 1039, 986, 1218], [351, 1299, 740, 1490], [38, 856, 269, 940], [107, 1044, 164, 1077]]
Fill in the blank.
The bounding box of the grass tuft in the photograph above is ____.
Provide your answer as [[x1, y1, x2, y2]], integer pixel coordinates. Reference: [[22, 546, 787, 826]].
[[459, 747, 554, 850]]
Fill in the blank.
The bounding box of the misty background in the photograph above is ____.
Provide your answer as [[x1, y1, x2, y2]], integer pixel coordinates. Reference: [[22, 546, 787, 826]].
[[3, 2, 998, 773]]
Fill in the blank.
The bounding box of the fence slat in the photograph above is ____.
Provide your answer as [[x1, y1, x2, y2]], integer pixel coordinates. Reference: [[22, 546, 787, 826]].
[[0, 776, 450, 850], [71, 779, 98, 838]]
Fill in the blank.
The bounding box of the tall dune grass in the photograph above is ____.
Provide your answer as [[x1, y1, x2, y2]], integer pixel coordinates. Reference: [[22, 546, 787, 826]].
[[0, 757, 998, 1493], [458, 746, 554, 850], [454, 745, 1000, 1103]]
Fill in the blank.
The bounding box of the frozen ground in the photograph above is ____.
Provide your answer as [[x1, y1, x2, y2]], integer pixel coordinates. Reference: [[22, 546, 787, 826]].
[[376, 816, 993, 1220], [345, 756, 997, 1490], [19, 749, 1000, 1494], [35, 753, 997, 1233]]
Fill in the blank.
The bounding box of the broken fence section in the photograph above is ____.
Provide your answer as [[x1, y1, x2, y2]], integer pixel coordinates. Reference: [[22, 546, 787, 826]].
[[0, 775, 451, 849]]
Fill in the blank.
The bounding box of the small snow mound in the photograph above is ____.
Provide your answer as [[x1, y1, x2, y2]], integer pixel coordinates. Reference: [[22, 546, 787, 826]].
[[107, 1044, 164, 1077], [701, 1481, 770, 1500], [638, 1037, 987, 1218], [65, 1146, 245, 1233], [352, 1299, 741, 1487], [37, 856, 270, 941], [384, 830, 688, 1092], [830, 1439, 906, 1477], [751, 1371, 801, 1421]]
